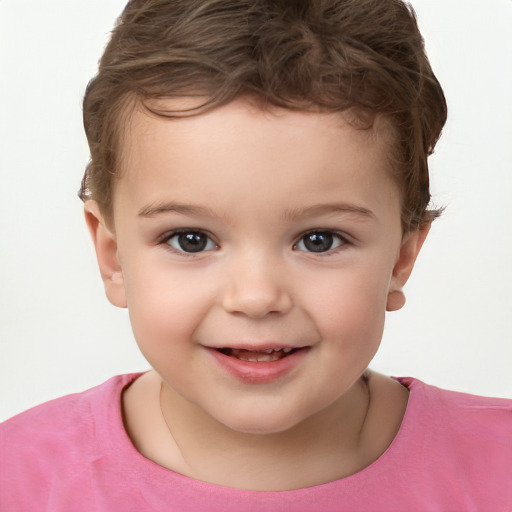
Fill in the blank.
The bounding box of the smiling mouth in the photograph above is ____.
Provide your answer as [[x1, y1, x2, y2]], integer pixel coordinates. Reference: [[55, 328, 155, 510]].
[[216, 347, 299, 362]]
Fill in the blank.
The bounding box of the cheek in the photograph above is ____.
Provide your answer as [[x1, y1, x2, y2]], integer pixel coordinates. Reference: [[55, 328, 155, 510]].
[[121, 259, 208, 347], [302, 265, 391, 346]]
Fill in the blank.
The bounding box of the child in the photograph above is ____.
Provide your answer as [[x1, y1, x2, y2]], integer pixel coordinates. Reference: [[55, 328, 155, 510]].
[[1, 0, 510, 510]]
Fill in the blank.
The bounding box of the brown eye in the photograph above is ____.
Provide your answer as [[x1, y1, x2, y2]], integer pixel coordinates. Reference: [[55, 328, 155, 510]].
[[296, 231, 345, 253], [167, 231, 216, 253]]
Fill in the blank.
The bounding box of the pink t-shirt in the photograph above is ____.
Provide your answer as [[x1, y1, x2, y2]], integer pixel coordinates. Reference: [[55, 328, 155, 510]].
[[1, 374, 511, 511]]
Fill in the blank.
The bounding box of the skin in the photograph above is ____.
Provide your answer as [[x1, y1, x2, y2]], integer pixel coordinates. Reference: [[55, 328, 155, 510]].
[[85, 99, 428, 491]]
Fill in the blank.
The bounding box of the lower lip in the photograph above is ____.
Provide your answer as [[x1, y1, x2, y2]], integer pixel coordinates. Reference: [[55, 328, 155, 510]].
[[206, 347, 309, 384]]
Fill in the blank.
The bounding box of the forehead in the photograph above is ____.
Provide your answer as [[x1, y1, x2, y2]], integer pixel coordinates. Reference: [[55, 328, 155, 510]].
[[113, 98, 401, 224], [118, 97, 396, 170]]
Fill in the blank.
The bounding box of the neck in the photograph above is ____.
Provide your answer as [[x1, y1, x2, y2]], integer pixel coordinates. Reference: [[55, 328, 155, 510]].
[[158, 374, 372, 491]]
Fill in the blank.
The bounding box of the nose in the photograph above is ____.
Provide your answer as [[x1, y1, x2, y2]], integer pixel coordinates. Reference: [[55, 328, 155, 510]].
[[221, 255, 293, 319]]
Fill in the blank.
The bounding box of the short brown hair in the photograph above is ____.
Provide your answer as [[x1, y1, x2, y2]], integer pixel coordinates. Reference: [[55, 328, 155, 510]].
[[80, 0, 447, 231]]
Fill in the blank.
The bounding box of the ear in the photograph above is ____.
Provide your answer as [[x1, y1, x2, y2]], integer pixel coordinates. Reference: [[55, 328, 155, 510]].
[[84, 201, 127, 308], [386, 224, 430, 312]]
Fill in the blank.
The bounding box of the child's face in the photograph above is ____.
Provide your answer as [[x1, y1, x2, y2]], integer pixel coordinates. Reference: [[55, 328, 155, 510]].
[[89, 99, 424, 434]]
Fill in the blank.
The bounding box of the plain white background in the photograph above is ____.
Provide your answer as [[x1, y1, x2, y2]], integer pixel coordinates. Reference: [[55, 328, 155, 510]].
[[0, 0, 511, 422]]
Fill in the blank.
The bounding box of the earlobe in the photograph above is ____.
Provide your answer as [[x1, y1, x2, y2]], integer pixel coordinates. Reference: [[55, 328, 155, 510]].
[[84, 201, 127, 308], [386, 224, 430, 312]]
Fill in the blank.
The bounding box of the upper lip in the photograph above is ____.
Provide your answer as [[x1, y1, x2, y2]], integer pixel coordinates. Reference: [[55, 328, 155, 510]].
[[204, 343, 306, 351]]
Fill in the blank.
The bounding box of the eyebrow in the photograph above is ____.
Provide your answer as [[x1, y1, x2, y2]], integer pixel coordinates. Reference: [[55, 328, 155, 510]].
[[138, 201, 376, 222], [283, 203, 376, 222], [138, 201, 215, 218]]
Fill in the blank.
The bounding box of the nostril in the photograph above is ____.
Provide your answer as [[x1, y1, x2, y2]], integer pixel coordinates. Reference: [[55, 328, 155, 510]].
[[222, 289, 294, 319]]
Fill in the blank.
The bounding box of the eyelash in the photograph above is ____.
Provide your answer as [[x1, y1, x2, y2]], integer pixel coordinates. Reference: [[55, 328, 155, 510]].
[[293, 230, 350, 256], [160, 229, 218, 256], [159, 229, 350, 256]]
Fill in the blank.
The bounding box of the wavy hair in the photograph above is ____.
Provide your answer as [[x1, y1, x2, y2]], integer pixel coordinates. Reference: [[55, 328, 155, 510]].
[[80, 0, 447, 231]]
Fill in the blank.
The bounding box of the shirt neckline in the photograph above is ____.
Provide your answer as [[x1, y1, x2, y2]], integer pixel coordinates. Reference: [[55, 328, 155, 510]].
[[100, 373, 425, 495]]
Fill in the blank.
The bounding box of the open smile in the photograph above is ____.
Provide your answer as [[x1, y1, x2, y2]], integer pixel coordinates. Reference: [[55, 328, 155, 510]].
[[207, 346, 310, 383], [216, 347, 296, 362]]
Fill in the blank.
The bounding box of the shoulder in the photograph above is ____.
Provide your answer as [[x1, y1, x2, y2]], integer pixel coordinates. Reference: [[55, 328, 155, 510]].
[[0, 374, 140, 505], [397, 377, 512, 489], [1, 373, 137, 443], [399, 376, 512, 428]]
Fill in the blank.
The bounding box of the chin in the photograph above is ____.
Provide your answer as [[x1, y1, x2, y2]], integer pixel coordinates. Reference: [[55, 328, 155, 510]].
[[217, 408, 307, 436], [227, 422, 296, 436]]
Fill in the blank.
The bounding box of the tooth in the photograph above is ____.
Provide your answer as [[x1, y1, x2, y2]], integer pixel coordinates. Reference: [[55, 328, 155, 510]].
[[283, 348, 292, 353], [264, 349, 274, 354]]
